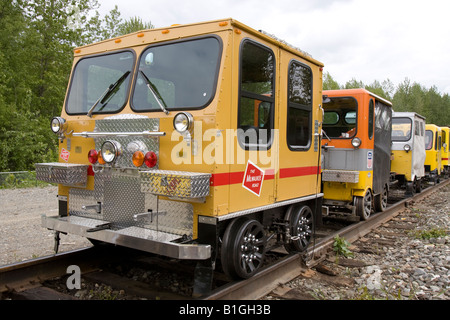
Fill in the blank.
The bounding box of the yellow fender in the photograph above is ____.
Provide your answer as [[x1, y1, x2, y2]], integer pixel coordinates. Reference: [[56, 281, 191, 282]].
[[352, 187, 370, 198]]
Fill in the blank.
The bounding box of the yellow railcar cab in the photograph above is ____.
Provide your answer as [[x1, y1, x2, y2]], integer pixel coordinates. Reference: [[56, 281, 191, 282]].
[[424, 124, 442, 182], [321, 89, 392, 220], [35, 18, 325, 287], [390, 112, 426, 195]]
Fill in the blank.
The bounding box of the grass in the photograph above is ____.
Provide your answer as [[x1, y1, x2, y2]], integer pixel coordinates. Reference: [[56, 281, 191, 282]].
[[0, 172, 52, 189], [333, 235, 354, 258], [409, 228, 448, 240]]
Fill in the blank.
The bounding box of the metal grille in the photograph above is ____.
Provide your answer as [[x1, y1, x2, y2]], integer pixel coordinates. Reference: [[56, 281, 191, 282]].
[[94, 116, 160, 168], [69, 168, 193, 237]]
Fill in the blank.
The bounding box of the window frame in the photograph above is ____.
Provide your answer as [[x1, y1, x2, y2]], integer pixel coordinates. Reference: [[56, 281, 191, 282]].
[[391, 117, 413, 142], [322, 96, 359, 139], [286, 59, 313, 151], [237, 39, 276, 151], [368, 99, 374, 140], [130, 35, 223, 113], [65, 49, 136, 116], [425, 130, 433, 150]]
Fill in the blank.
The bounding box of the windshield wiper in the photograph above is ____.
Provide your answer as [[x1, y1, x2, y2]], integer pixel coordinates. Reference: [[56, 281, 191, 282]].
[[87, 71, 131, 118], [139, 70, 169, 115]]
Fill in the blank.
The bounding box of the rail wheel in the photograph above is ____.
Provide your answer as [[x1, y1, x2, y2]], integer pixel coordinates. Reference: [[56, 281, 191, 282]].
[[221, 218, 266, 279], [284, 205, 313, 253], [374, 184, 388, 212], [355, 190, 372, 220]]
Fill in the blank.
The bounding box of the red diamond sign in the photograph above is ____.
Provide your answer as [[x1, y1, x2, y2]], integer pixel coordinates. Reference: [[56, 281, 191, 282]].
[[60, 148, 70, 162], [242, 160, 265, 196]]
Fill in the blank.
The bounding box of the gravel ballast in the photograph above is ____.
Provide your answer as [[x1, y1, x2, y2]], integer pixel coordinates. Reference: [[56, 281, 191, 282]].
[[1, 184, 448, 300]]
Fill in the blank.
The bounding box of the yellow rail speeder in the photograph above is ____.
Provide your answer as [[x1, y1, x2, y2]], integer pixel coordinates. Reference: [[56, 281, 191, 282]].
[[35, 18, 325, 289], [390, 112, 426, 195], [321, 89, 392, 220]]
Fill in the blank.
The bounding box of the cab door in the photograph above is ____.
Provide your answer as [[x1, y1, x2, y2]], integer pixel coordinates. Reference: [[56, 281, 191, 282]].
[[276, 51, 321, 201], [228, 38, 277, 212]]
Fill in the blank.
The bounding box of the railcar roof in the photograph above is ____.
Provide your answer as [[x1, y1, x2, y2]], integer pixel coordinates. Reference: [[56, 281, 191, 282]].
[[323, 88, 392, 107], [393, 111, 426, 120], [72, 18, 324, 67]]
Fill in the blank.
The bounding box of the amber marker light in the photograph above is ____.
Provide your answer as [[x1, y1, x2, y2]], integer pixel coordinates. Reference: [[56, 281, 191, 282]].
[[98, 152, 106, 165], [88, 149, 98, 164], [144, 151, 157, 168], [132, 151, 145, 167]]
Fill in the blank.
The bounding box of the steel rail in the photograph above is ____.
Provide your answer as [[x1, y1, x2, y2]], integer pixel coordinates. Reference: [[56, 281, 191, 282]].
[[203, 178, 450, 300], [0, 245, 139, 293], [306, 178, 450, 267]]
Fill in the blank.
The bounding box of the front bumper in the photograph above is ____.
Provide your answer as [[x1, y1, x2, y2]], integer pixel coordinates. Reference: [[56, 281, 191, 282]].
[[42, 215, 211, 260]]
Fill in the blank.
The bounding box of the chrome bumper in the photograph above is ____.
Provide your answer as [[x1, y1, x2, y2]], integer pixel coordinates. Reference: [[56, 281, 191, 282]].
[[42, 215, 211, 260]]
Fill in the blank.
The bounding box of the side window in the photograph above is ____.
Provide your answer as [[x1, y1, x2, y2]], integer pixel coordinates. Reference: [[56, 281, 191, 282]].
[[368, 99, 374, 139], [287, 60, 312, 150], [238, 40, 275, 149], [425, 130, 433, 150], [414, 120, 420, 135]]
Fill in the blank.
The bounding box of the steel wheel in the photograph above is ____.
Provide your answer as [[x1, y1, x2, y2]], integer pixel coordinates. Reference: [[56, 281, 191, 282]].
[[221, 218, 266, 279], [355, 190, 372, 220], [374, 184, 388, 212], [284, 205, 314, 253]]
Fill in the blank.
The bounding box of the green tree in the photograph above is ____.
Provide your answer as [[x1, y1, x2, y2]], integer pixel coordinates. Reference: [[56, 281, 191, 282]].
[[323, 72, 341, 90], [118, 16, 155, 35], [344, 78, 365, 89]]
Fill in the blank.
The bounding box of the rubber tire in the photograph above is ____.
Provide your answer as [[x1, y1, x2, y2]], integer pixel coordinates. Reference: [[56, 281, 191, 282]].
[[355, 190, 372, 220], [374, 184, 388, 212]]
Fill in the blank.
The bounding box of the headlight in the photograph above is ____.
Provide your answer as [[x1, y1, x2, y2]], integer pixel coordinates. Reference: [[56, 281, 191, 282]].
[[101, 140, 122, 164], [351, 137, 361, 148], [173, 112, 194, 133], [51, 117, 66, 134], [404, 144, 411, 152]]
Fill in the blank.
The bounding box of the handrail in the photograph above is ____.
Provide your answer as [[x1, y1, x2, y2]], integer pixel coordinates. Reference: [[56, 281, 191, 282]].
[[70, 131, 166, 138]]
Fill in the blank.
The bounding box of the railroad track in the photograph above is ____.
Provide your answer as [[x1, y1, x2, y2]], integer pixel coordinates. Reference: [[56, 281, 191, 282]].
[[1, 178, 448, 300], [204, 178, 450, 300]]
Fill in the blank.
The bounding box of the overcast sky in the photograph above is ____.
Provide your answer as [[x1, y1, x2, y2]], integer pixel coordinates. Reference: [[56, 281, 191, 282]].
[[97, 0, 450, 95]]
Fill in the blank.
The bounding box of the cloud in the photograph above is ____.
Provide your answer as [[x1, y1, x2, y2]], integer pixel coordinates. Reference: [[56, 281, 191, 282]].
[[98, 0, 450, 94]]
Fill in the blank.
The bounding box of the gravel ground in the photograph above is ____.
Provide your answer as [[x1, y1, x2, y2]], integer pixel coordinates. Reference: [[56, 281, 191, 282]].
[[265, 183, 450, 300], [0, 186, 92, 265], [1, 184, 449, 300]]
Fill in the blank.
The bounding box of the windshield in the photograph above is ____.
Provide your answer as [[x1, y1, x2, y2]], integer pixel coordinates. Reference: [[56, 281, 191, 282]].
[[66, 51, 134, 115], [132, 37, 221, 112], [392, 117, 412, 141], [322, 97, 357, 138], [425, 130, 434, 150]]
